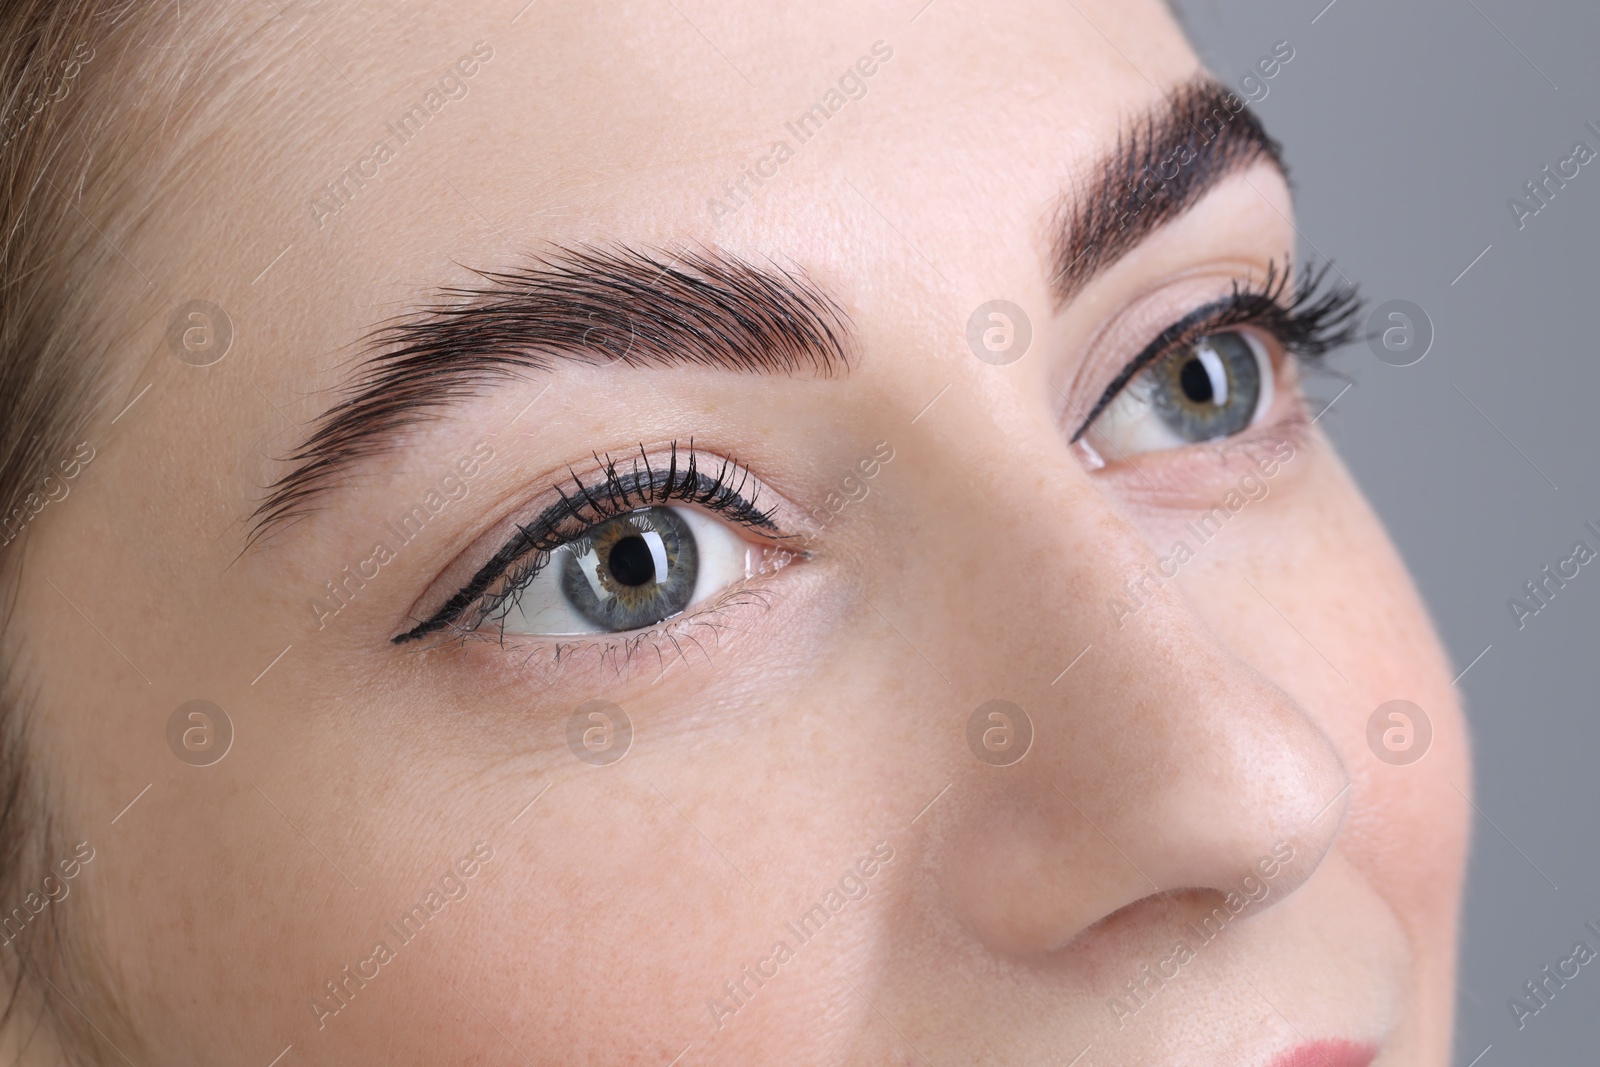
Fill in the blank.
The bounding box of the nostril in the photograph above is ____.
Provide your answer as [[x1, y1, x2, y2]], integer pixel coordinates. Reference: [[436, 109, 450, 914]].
[[929, 787, 1174, 958]]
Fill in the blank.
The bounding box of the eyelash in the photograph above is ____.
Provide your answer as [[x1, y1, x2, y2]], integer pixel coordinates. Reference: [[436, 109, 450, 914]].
[[392, 442, 781, 644], [395, 265, 1357, 649], [1069, 260, 1363, 442]]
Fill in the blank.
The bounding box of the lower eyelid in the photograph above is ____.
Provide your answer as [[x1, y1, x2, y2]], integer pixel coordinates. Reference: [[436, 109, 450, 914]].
[[1089, 403, 1314, 506], [417, 568, 794, 690]]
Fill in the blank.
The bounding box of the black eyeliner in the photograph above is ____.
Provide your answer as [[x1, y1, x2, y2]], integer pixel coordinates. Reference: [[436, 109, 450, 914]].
[[1072, 298, 1234, 443], [392, 442, 775, 644], [1069, 261, 1362, 443]]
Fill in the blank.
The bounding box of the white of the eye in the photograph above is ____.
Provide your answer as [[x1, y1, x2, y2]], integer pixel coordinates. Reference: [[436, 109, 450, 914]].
[[573, 544, 606, 601], [1246, 332, 1274, 421], [1193, 338, 1229, 407], [675, 509, 751, 603]]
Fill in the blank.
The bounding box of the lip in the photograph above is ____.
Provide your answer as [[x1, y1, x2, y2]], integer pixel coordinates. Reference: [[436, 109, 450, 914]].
[[1265, 1040, 1378, 1067]]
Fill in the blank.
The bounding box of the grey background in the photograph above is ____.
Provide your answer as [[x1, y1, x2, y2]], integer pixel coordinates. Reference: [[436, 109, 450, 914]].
[[1171, 0, 1600, 1061]]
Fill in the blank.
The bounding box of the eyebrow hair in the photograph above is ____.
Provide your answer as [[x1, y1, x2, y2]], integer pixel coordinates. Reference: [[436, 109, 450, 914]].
[[1049, 76, 1286, 306], [247, 246, 853, 545], [252, 77, 1283, 546]]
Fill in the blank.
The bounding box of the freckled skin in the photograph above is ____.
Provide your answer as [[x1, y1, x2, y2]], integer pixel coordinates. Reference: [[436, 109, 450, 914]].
[[14, 1, 1465, 1064]]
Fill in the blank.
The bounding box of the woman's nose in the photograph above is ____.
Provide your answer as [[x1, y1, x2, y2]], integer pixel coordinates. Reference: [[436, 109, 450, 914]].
[[925, 453, 1350, 958]]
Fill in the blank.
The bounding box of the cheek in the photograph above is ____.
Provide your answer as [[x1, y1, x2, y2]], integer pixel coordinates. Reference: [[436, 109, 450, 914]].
[[424, 748, 887, 1063], [1187, 445, 1471, 933]]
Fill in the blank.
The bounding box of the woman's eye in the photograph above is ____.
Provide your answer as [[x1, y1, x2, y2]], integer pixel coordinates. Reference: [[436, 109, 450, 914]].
[[1084, 328, 1275, 458], [495, 505, 758, 636]]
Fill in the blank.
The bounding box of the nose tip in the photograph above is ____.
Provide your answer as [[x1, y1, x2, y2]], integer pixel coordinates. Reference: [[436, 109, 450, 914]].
[[934, 645, 1351, 959]]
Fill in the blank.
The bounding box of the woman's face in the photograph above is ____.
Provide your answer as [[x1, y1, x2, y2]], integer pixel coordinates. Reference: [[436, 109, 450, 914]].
[[18, 1, 1468, 1064]]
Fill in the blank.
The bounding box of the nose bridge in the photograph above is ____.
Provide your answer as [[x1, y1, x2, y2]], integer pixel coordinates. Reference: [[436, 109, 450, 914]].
[[924, 434, 1349, 957]]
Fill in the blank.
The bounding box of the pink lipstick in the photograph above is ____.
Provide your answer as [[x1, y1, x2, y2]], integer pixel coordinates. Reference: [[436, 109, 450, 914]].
[[1266, 1040, 1378, 1067]]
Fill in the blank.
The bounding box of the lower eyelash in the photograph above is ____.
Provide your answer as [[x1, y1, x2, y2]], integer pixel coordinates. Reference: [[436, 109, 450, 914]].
[[406, 583, 783, 692], [545, 586, 776, 671]]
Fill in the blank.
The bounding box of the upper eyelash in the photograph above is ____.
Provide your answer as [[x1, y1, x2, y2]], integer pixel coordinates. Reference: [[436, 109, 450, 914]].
[[393, 267, 1359, 643], [392, 441, 777, 644], [1068, 260, 1363, 443]]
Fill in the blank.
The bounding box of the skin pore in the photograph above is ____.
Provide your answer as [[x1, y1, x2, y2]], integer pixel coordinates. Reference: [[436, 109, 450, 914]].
[[7, 1, 1468, 1064]]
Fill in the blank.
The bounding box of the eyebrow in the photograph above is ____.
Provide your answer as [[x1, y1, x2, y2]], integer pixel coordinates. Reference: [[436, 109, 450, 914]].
[[1048, 75, 1286, 306], [247, 247, 853, 545], [251, 77, 1284, 546]]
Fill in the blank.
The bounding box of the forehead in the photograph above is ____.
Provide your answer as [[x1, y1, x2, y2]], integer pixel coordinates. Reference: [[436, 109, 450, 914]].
[[205, 0, 1198, 271], [131, 0, 1204, 482]]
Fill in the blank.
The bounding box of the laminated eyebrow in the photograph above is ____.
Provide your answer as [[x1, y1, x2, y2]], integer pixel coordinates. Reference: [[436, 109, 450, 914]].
[[247, 247, 852, 551], [1048, 75, 1288, 308], [252, 78, 1293, 555]]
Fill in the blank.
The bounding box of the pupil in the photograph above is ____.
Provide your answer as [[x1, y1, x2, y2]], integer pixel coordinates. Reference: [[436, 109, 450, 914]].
[[608, 535, 656, 587], [1179, 357, 1215, 404]]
